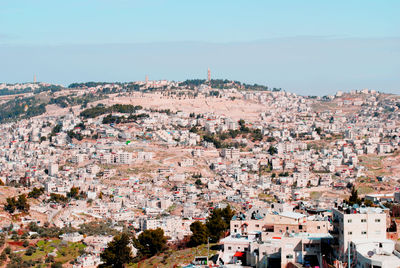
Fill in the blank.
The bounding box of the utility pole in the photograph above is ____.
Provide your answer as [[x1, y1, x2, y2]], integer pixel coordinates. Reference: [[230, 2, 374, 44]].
[[348, 241, 351, 268], [207, 237, 210, 265], [301, 238, 303, 264]]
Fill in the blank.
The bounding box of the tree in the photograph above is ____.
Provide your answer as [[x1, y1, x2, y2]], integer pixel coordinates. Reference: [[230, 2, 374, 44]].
[[100, 233, 133, 268], [28, 187, 45, 198], [0, 251, 6, 261], [251, 129, 263, 141], [5, 194, 30, 213], [205, 205, 235, 243], [67, 187, 80, 199], [51, 262, 63, 268], [137, 228, 167, 258], [4, 197, 17, 213], [21, 232, 28, 240], [51, 124, 62, 135], [188, 221, 209, 247], [0, 234, 5, 247], [16, 194, 30, 213], [25, 246, 35, 256], [206, 210, 227, 243], [347, 186, 361, 206], [11, 234, 19, 241], [49, 193, 68, 204], [45, 255, 55, 263], [22, 240, 29, 247], [189, 126, 199, 133], [268, 146, 278, 155], [220, 205, 235, 227], [238, 119, 249, 133]]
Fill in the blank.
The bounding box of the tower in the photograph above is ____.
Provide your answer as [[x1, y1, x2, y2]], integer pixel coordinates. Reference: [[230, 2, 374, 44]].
[[33, 74, 36, 83], [207, 68, 211, 82], [145, 75, 149, 84]]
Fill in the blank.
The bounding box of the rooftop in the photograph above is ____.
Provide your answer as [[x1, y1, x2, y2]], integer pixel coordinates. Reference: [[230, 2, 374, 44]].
[[352, 240, 400, 266], [289, 233, 333, 239], [335, 204, 386, 215], [279, 211, 306, 219]]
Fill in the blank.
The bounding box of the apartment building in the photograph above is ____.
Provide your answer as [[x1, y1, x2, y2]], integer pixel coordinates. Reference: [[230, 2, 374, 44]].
[[48, 163, 58, 176], [332, 205, 387, 255], [100, 151, 132, 164], [221, 147, 240, 160]]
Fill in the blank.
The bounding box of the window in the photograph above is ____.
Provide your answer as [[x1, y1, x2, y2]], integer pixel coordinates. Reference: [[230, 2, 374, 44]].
[[256, 224, 259, 228], [361, 219, 366, 223], [348, 219, 352, 223], [228, 246, 232, 250], [286, 254, 293, 259], [317, 226, 321, 230], [361, 231, 367, 235], [348, 231, 352, 235], [375, 219, 381, 223]]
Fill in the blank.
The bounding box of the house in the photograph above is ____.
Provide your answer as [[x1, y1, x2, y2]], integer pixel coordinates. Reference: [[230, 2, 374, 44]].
[[60, 232, 84, 243]]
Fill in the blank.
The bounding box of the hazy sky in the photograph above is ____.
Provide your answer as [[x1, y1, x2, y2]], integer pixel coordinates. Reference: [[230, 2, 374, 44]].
[[0, 0, 399, 95]]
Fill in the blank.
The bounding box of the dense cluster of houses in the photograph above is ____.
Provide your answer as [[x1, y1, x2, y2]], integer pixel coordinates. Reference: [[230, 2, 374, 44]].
[[0, 82, 399, 267]]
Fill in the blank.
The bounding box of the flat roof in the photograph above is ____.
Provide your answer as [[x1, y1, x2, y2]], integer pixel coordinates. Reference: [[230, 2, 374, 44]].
[[221, 236, 255, 243], [289, 233, 333, 239], [279, 211, 306, 219]]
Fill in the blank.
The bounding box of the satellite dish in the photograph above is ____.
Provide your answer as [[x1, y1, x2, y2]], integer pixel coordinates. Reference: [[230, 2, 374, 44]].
[[367, 251, 374, 257]]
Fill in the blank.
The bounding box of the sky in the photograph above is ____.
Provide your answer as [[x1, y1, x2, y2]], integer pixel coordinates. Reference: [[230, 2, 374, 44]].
[[0, 0, 399, 95]]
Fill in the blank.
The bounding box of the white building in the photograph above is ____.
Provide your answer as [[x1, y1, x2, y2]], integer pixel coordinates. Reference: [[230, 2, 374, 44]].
[[60, 232, 84, 243], [48, 163, 59, 176], [333, 205, 387, 256]]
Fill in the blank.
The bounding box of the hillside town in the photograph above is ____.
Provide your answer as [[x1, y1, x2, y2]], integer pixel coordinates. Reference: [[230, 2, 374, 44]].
[[0, 80, 399, 268]]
